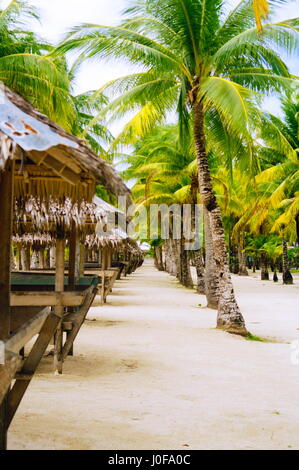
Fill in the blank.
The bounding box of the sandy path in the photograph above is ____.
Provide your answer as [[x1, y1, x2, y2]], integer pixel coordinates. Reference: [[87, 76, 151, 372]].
[[9, 260, 299, 450]]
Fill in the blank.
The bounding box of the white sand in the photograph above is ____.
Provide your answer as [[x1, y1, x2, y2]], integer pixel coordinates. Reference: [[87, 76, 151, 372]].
[[9, 260, 299, 450]]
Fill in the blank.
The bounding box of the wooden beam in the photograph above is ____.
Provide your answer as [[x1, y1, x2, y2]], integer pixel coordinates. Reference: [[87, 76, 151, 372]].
[[4, 308, 50, 355], [10, 292, 85, 307], [28, 151, 80, 186], [46, 147, 82, 175], [0, 352, 21, 405], [0, 160, 14, 450], [61, 286, 98, 361], [6, 308, 64, 428]]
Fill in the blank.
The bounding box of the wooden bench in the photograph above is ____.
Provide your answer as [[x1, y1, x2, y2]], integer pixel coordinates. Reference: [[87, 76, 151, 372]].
[[10, 272, 100, 362]]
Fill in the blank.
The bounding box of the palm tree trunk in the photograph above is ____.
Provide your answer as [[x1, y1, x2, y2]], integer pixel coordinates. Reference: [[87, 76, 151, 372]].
[[238, 233, 248, 276], [282, 239, 293, 284], [171, 238, 180, 277], [164, 239, 171, 273], [260, 253, 269, 280], [154, 246, 164, 271], [193, 102, 247, 335], [180, 238, 193, 288], [203, 206, 219, 308], [194, 249, 205, 294]]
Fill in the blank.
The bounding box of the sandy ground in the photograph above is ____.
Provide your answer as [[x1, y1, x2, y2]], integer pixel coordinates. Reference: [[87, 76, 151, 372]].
[[9, 260, 299, 450]]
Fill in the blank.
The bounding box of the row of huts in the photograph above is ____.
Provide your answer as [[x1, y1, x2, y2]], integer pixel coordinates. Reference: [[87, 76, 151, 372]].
[[0, 84, 143, 449]]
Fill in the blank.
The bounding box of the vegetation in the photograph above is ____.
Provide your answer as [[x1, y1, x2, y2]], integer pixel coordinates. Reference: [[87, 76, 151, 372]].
[[1, 0, 298, 335]]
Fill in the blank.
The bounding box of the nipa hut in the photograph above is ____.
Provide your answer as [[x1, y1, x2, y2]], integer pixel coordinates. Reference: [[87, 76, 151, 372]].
[[0, 84, 131, 449]]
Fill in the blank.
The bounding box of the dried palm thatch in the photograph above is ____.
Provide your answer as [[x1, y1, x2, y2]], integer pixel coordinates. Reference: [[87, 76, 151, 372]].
[[85, 227, 129, 250], [12, 232, 55, 247], [0, 84, 131, 203], [14, 195, 107, 235]]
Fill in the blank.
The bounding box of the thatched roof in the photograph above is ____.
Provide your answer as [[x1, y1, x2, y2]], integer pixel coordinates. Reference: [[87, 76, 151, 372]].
[[85, 227, 129, 250], [13, 195, 107, 236], [0, 84, 131, 202], [12, 232, 55, 248], [85, 227, 143, 257]]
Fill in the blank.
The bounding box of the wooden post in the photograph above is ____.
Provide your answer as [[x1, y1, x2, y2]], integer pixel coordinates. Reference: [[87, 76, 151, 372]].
[[53, 237, 65, 375], [79, 243, 85, 277], [107, 247, 112, 269], [68, 223, 79, 356], [68, 222, 77, 290], [21, 247, 30, 271], [101, 248, 107, 305], [16, 247, 22, 271], [0, 160, 14, 450]]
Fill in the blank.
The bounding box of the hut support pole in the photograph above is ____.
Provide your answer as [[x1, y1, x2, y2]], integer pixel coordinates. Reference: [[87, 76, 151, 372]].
[[68, 223, 77, 290], [107, 247, 112, 269], [53, 238, 65, 374], [68, 223, 79, 356], [101, 248, 108, 305], [79, 243, 85, 278], [0, 161, 14, 450]]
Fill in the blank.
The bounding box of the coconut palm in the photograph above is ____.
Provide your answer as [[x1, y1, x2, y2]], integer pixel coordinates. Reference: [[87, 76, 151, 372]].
[[0, 0, 76, 130], [122, 125, 196, 287], [260, 237, 282, 281], [56, 0, 299, 334], [72, 90, 114, 158]]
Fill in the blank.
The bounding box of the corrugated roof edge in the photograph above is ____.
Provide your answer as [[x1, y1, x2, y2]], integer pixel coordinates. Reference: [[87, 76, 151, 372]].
[[0, 84, 132, 201]]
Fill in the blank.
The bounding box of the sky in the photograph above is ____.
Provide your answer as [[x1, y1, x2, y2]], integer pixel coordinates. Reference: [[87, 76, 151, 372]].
[[2, 0, 299, 132]]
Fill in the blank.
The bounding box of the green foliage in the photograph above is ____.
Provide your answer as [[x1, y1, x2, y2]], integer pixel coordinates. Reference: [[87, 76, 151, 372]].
[[0, 0, 76, 130], [56, 0, 298, 155]]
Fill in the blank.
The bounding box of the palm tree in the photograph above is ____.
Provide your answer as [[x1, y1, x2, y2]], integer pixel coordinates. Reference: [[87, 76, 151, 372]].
[[56, 0, 298, 334], [249, 97, 299, 283], [0, 0, 76, 130], [72, 90, 114, 157], [123, 125, 196, 287], [260, 237, 282, 281]]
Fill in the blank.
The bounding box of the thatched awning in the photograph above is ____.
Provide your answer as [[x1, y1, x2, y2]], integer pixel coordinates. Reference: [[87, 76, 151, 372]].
[[12, 232, 55, 248], [13, 196, 107, 236], [85, 227, 129, 250], [0, 84, 131, 203], [85, 227, 143, 257]]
